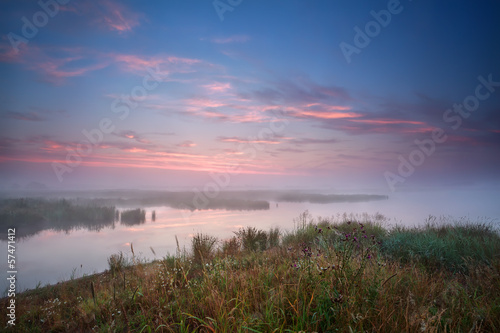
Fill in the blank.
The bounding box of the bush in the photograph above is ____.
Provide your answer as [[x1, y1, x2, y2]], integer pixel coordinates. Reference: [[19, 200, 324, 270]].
[[221, 236, 240, 256], [192, 233, 218, 264], [235, 226, 268, 251], [107, 251, 127, 276]]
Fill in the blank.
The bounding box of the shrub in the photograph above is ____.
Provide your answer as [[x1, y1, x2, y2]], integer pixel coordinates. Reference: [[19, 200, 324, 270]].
[[221, 236, 240, 256], [235, 226, 268, 251], [192, 233, 218, 264], [107, 251, 127, 276]]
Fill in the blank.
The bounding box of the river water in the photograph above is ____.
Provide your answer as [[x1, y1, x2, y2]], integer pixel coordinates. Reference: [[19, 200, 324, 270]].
[[2, 188, 499, 293]]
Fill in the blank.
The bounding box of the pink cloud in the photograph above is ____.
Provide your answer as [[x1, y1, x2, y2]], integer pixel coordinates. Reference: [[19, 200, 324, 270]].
[[113, 130, 150, 144], [211, 35, 250, 44], [218, 136, 281, 145], [1, 133, 296, 176], [0, 43, 20, 62], [349, 119, 426, 126], [296, 110, 360, 119], [0, 45, 109, 84], [72, 0, 143, 34], [177, 141, 197, 148], [280, 103, 359, 120], [110, 54, 202, 76], [0, 43, 205, 84], [202, 82, 232, 93]]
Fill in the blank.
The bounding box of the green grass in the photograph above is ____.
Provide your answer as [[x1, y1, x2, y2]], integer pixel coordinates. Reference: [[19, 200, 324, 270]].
[[1, 213, 499, 332], [382, 216, 500, 273]]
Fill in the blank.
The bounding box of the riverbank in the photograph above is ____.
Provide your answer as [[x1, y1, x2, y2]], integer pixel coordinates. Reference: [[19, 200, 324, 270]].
[[2, 214, 499, 332]]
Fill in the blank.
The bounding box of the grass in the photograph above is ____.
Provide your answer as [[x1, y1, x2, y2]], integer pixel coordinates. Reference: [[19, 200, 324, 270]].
[[1, 213, 499, 332], [381, 216, 500, 273]]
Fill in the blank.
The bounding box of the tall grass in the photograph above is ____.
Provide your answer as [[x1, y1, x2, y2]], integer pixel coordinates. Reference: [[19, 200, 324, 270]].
[[2, 213, 499, 332]]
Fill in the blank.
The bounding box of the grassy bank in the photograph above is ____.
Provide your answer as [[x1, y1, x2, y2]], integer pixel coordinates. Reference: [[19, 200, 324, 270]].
[[2, 213, 499, 332]]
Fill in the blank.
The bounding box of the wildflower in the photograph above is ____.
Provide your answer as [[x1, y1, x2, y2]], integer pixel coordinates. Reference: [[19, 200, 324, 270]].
[[333, 294, 344, 303], [367, 254, 372, 259]]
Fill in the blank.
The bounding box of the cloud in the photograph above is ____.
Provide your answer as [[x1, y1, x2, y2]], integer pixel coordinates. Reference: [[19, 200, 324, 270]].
[[289, 138, 339, 145], [0, 44, 19, 63], [2, 111, 46, 122], [248, 77, 351, 105], [217, 136, 281, 145], [0, 134, 292, 177], [276, 147, 306, 153], [211, 35, 250, 44], [285, 103, 360, 120], [0, 43, 206, 84], [178, 97, 273, 123], [71, 0, 143, 34], [113, 130, 150, 144], [202, 82, 232, 93], [177, 140, 196, 148], [110, 54, 202, 76], [0, 45, 109, 84]]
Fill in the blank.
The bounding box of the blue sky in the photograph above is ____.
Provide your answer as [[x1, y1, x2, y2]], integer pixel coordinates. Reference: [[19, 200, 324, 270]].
[[0, 0, 499, 191]]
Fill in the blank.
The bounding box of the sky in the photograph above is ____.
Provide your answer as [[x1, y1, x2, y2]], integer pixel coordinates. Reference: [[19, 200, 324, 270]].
[[0, 0, 499, 192]]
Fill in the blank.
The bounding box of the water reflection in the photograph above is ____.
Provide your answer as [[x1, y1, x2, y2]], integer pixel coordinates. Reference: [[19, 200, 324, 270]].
[[0, 191, 389, 239], [0, 198, 117, 239], [0, 188, 498, 293]]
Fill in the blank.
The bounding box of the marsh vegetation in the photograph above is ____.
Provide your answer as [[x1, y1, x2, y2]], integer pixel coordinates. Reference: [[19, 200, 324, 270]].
[[2, 212, 499, 332]]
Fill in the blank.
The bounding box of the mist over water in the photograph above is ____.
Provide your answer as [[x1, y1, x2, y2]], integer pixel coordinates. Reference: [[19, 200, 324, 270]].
[[1, 187, 498, 293]]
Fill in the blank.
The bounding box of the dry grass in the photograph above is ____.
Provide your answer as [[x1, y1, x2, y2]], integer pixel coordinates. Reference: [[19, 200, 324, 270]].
[[1, 214, 499, 332]]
